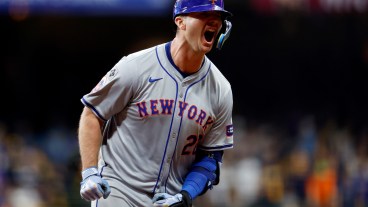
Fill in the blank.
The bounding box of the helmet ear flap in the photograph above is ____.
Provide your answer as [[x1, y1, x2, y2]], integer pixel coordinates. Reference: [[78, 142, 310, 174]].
[[216, 20, 232, 50]]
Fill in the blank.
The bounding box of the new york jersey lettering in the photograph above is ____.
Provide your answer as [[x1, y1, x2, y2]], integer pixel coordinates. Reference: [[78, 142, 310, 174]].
[[136, 99, 213, 130], [160, 99, 174, 114]]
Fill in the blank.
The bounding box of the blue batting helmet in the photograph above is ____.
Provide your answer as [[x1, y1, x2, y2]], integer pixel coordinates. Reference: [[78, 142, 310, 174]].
[[173, 0, 232, 19]]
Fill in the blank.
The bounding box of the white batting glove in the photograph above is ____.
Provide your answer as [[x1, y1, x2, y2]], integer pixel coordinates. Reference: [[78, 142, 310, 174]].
[[80, 167, 111, 201], [152, 191, 192, 207]]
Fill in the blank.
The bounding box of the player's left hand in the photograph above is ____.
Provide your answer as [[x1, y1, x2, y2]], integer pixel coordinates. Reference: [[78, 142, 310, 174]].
[[152, 191, 192, 207], [80, 167, 111, 201]]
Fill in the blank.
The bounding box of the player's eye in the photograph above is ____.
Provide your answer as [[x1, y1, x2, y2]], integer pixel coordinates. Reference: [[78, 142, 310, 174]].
[[191, 12, 210, 19]]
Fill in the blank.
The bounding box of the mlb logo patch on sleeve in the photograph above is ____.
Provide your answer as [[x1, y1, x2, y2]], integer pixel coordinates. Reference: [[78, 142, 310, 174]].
[[226, 125, 233, 137]]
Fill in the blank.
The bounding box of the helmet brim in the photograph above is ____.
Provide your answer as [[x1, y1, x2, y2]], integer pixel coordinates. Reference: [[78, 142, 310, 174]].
[[174, 4, 232, 19]]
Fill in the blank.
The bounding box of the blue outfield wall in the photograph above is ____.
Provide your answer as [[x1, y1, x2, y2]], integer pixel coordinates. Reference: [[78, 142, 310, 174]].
[[0, 0, 172, 16]]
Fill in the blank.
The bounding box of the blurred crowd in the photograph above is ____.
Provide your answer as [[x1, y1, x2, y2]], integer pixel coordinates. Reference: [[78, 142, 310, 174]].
[[1, 114, 368, 207], [0, 123, 84, 207], [198, 115, 368, 207]]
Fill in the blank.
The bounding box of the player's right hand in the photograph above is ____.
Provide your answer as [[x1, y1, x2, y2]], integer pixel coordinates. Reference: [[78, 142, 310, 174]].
[[152, 191, 192, 207], [80, 167, 111, 201]]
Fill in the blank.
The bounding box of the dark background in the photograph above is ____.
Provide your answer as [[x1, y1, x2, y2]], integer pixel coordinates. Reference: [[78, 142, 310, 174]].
[[1, 2, 368, 134]]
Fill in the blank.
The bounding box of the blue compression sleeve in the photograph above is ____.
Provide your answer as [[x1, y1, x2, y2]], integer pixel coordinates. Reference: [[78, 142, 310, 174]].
[[182, 151, 222, 200], [182, 172, 209, 199]]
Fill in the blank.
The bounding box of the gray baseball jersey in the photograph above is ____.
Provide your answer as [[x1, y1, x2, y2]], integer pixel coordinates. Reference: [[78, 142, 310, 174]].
[[81, 42, 234, 206]]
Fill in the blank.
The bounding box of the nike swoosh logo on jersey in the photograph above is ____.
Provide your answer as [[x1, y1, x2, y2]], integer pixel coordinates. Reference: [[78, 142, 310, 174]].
[[148, 77, 163, 83]]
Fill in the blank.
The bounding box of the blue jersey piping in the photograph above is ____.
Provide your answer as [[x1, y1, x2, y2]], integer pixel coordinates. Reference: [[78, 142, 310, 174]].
[[152, 45, 179, 193], [81, 97, 108, 122], [199, 144, 234, 150]]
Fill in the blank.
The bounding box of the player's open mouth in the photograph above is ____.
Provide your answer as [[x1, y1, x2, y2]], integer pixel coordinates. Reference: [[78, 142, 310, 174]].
[[204, 30, 216, 43]]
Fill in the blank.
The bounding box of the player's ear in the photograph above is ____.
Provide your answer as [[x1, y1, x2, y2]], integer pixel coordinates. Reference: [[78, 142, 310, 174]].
[[174, 16, 186, 30]]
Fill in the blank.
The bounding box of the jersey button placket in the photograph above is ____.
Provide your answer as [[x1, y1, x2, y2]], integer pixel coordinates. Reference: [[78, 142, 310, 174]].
[[179, 82, 186, 99], [160, 126, 178, 187]]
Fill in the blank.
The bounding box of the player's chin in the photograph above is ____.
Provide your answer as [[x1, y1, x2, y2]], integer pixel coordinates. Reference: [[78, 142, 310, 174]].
[[201, 45, 213, 53], [201, 39, 214, 52]]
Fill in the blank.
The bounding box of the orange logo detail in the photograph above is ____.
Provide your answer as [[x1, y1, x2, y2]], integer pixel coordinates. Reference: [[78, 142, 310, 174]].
[[210, 0, 217, 5]]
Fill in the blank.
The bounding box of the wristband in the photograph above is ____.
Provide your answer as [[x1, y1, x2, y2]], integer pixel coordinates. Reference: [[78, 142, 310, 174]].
[[180, 190, 192, 207], [82, 167, 99, 180]]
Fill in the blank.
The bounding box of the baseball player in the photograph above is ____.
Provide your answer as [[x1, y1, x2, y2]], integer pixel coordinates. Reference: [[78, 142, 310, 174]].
[[78, 0, 234, 206]]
